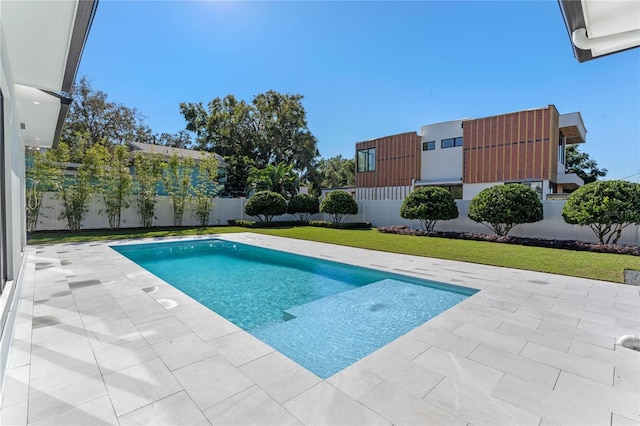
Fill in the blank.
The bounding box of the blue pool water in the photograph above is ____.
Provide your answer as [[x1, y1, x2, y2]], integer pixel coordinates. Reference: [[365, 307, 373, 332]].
[[113, 239, 476, 378]]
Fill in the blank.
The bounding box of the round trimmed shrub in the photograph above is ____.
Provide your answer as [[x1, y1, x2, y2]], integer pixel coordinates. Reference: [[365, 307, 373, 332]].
[[244, 191, 287, 222], [320, 190, 358, 223], [400, 187, 459, 232], [287, 194, 320, 221], [468, 184, 543, 236], [562, 180, 640, 244]]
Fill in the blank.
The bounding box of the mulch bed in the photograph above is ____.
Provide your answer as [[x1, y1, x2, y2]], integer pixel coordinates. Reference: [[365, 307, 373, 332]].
[[377, 225, 639, 256]]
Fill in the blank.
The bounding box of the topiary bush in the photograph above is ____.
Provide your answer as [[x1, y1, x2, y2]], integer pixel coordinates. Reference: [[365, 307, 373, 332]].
[[288, 194, 320, 221], [468, 184, 543, 236], [400, 187, 459, 232], [562, 180, 640, 244], [244, 191, 287, 222], [320, 190, 358, 223]]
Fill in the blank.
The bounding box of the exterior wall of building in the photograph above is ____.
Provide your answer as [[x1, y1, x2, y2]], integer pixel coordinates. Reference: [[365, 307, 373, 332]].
[[419, 120, 464, 184], [463, 106, 560, 185], [355, 132, 421, 197]]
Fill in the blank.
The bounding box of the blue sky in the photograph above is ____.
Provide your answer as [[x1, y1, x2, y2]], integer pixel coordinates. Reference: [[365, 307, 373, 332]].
[[79, 1, 640, 181]]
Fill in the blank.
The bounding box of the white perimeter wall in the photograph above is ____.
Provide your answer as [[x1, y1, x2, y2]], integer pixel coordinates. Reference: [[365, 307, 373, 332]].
[[34, 194, 639, 246]]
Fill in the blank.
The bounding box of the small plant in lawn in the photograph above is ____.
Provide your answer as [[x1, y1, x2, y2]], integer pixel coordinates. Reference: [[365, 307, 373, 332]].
[[562, 180, 640, 244], [288, 194, 319, 221], [400, 187, 458, 232], [468, 184, 543, 236], [244, 191, 287, 222], [320, 190, 358, 223]]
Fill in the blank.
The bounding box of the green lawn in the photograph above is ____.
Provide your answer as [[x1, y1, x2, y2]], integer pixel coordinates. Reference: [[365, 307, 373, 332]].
[[29, 226, 639, 283]]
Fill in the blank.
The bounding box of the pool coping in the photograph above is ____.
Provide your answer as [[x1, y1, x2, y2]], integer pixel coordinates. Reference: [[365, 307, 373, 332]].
[[1, 232, 639, 425]]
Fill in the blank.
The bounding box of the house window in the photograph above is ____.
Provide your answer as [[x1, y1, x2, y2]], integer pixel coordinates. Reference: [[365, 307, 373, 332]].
[[357, 148, 376, 172], [558, 135, 566, 165], [422, 141, 435, 151], [441, 137, 463, 148]]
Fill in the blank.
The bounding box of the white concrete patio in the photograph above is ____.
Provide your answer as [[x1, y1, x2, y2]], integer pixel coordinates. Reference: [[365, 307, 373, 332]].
[[1, 232, 639, 425]]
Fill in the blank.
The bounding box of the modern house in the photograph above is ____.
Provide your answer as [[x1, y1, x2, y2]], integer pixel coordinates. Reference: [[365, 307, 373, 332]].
[[0, 0, 98, 389], [355, 105, 587, 200]]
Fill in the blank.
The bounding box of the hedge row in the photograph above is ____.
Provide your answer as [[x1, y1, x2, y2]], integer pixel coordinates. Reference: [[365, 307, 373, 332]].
[[229, 219, 371, 230]]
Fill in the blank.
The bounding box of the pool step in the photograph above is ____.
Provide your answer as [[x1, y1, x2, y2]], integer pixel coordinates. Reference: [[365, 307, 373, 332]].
[[252, 278, 467, 378]]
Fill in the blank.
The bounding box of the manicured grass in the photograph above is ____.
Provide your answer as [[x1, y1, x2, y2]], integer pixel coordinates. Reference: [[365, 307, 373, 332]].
[[29, 226, 639, 283]]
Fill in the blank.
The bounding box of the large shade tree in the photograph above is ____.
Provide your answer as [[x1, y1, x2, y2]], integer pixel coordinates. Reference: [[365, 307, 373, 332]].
[[180, 91, 319, 197], [565, 145, 608, 185]]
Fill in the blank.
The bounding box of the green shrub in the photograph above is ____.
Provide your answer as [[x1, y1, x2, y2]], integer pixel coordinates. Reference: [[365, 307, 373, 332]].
[[468, 184, 543, 236], [288, 194, 320, 221], [309, 221, 371, 229], [562, 180, 640, 244], [244, 191, 287, 222], [320, 191, 358, 223], [400, 187, 458, 232]]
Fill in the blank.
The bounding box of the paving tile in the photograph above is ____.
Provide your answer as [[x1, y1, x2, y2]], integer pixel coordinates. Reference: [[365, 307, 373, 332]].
[[1, 365, 30, 407], [424, 377, 541, 425], [28, 365, 108, 423], [0, 400, 28, 426], [165, 301, 215, 323], [515, 305, 579, 326], [492, 374, 611, 425], [452, 323, 526, 354], [135, 316, 192, 345], [284, 381, 391, 425], [183, 312, 242, 342], [209, 330, 274, 367], [84, 316, 141, 343], [379, 334, 430, 360], [116, 295, 172, 325], [6, 337, 31, 370], [537, 319, 614, 349], [353, 349, 444, 398], [550, 303, 617, 326], [326, 365, 385, 401], [30, 395, 118, 425], [585, 303, 640, 322], [30, 334, 97, 380], [413, 346, 503, 392], [91, 336, 158, 374], [118, 391, 209, 425], [494, 321, 571, 352], [554, 371, 640, 421], [520, 342, 614, 385], [102, 358, 183, 417], [357, 380, 465, 425], [151, 332, 217, 371], [612, 413, 640, 426], [468, 344, 560, 389], [457, 301, 542, 329], [617, 317, 640, 332], [173, 355, 254, 410], [405, 326, 479, 357], [238, 351, 321, 404], [204, 386, 301, 425]]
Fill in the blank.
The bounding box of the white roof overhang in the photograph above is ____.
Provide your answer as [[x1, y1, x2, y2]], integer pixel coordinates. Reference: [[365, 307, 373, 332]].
[[559, 0, 640, 62], [1, 0, 98, 148]]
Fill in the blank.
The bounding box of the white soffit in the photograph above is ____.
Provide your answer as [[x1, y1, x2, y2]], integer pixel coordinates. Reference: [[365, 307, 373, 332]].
[[580, 0, 640, 57], [14, 85, 62, 149], [1, 0, 78, 92]]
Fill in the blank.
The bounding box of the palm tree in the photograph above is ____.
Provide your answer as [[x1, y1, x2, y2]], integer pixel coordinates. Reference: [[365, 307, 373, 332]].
[[246, 162, 299, 199]]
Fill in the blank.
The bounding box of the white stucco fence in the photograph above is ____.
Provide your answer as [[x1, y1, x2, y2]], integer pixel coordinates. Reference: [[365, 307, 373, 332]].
[[33, 193, 639, 246]]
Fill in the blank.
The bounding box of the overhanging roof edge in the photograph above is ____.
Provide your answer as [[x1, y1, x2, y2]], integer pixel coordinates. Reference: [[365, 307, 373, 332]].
[[61, 0, 99, 93]]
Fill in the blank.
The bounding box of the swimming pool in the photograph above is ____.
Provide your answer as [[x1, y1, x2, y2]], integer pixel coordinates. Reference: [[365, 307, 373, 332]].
[[113, 239, 476, 378]]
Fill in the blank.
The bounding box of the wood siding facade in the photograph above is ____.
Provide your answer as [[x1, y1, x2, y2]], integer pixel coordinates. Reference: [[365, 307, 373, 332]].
[[355, 132, 421, 189], [463, 106, 560, 184]]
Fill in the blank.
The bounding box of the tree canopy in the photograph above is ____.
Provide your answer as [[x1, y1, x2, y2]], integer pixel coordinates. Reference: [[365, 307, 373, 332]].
[[565, 145, 608, 185], [180, 91, 319, 197], [400, 187, 458, 232], [562, 180, 640, 244]]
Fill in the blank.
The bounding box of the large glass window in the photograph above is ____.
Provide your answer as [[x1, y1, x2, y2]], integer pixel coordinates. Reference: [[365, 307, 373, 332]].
[[558, 135, 566, 165], [357, 148, 376, 172], [441, 137, 463, 149], [422, 141, 435, 151]]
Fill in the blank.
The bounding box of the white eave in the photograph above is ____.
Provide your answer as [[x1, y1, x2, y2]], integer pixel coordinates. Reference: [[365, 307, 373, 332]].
[[1, 0, 98, 148], [559, 111, 587, 145], [559, 0, 640, 62]]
